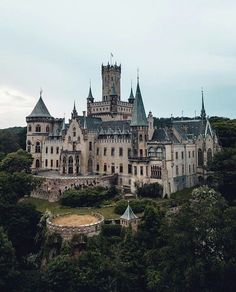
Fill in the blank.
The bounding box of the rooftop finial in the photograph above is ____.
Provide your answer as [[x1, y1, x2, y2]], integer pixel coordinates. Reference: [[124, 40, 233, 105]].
[[40, 88, 43, 98], [137, 68, 139, 83]]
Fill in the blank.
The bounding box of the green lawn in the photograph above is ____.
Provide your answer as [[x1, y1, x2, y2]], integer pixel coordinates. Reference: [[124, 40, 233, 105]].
[[21, 197, 119, 219]]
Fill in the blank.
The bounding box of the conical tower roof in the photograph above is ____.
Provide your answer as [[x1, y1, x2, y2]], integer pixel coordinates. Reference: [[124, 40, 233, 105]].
[[27, 95, 52, 118], [87, 86, 94, 102], [128, 87, 135, 103], [120, 202, 138, 220], [130, 81, 147, 126]]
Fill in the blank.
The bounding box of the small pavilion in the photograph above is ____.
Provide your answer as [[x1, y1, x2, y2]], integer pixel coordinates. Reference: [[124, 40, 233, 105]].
[[120, 202, 139, 231]]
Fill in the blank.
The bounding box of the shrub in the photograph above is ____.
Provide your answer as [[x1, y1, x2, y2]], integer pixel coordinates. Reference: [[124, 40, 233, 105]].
[[101, 224, 122, 237], [60, 186, 120, 208], [137, 183, 163, 198]]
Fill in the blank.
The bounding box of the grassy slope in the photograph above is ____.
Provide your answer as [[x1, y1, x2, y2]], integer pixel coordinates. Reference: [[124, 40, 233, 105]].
[[22, 197, 119, 219]]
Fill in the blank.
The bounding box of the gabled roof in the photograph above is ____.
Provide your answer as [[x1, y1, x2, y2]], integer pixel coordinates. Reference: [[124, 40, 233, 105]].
[[130, 81, 148, 127], [27, 97, 52, 118], [120, 203, 138, 221]]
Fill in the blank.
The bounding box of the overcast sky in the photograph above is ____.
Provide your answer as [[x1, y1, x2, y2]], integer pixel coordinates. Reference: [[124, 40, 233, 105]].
[[0, 0, 235, 128]]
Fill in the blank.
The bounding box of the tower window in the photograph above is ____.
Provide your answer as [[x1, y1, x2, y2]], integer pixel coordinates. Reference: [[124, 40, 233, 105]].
[[89, 141, 92, 151], [46, 125, 50, 132], [51, 146, 53, 154], [119, 164, 123, 173], [104, 147, 107, 156], [56, 147, 59, 154], [28, 125, 32, 132], [73, 127, 76, 137], [119, 147, 123, 157], [111, 147, 115, 156], [35, 125, 41, 132], [35, 141, 41, 153]]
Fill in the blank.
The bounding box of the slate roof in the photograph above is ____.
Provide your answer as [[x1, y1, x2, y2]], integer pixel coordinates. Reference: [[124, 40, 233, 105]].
[[77, 116, 102, 131], [172, 120, 206, 139], [120, 203, 138, 220], [27, 97, 52, 118], [98, 120, 131, 136], [151, 128, 179, 143], [130, 82, 148, 127]]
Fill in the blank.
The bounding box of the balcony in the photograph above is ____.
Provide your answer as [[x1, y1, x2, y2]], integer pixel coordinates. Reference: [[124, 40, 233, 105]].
[[128, 156, 150, 162]]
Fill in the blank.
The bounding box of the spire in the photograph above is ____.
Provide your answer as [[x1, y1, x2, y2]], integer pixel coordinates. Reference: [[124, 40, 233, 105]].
[[87, 82, 94, 102], [130, 78, 148, 127], [128, 83, 135, 104], [201, 88, 206, 120], [27, 90, 52, 118], [71, 101, 78, 119]]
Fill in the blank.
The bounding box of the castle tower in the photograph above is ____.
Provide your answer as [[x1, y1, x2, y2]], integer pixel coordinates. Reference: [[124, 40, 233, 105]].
[[130, 79, 148, 158], [26, 90, 54, 170], [102, 62, 121, 101]]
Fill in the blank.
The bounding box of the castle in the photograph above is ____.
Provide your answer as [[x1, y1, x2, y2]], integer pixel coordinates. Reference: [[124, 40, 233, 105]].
[[26, 62, 220, 197]]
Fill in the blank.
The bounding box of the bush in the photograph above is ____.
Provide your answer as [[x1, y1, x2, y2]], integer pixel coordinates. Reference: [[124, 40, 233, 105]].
[[114, 199, 155, 215], [137, 183, 163, 198], [60, 186, 120, 208], [101, 224, 122, 237]]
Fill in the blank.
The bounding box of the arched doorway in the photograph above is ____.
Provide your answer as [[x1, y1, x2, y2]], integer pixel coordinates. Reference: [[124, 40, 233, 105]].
[[68, 156, 73, 174], [36, 159, 40, 168]]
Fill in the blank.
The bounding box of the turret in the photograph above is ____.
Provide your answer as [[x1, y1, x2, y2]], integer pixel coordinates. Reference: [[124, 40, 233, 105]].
[[130, 78, 148, 158], [128, 86, 135, 104], [71, 101, 78, 119], [147, 111, 154, 140], [26, 90, 54, 170]]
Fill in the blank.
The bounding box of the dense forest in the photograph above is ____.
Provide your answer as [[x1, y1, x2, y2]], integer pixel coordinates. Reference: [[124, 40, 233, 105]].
[[0, 117, 235, 292]]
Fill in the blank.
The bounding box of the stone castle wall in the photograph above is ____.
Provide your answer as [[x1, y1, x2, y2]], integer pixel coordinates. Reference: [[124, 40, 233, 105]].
[[31, 173, 117, 202], [47, 213, 104, 240]]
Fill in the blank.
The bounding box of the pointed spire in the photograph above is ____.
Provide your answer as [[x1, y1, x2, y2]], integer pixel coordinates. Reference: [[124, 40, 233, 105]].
[[87, 81, 94, 102], [201, 88, 206, 120], [130, 77, 148, 127], [128, 82, 135, 103], [71, 101, 78, 119]]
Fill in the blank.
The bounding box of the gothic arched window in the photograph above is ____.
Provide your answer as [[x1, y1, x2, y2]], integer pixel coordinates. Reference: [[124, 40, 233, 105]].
[[35, 141, 41, 153], [148, 147, 155, 157], [27, 140, 31, 153], [35, 124, 41, 132], [68, 156, 73, 174], [207, 148, 213, 163], [73, 127, 76, 137], [198, 148, 204, 167], [156, 148, 163, 160]]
